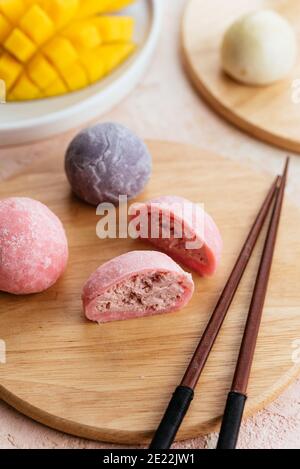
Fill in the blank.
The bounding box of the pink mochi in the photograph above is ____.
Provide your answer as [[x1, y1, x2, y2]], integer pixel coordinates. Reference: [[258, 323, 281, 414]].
[[0, 197, 68, 295], [130, 196, 223, 276], [82, 250, 194, 323]]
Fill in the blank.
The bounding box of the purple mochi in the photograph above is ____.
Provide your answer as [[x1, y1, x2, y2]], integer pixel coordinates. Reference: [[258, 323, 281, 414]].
[[65, 123, 152, 206]]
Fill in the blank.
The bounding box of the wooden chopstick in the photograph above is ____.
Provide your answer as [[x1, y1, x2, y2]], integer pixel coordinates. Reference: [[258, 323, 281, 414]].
[[149, 172, 281, 450], [216, 158, 289, 450]]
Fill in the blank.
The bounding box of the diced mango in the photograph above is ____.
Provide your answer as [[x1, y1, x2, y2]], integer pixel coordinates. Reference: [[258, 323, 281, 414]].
[[44, 77, 68, 97], [0, 52, 22, 89], [12, 73, 41, 100], [5, 28, 36, 62], [42, 0, 79, 28], [20, 4, 54, 45], [0, 0, 136, 101], [97, 43, 135, 75], [44, 37, 78, 71], [94, 16, 134, 43], [0, 13, 11, 42], [80, 42, 134, 84], [27, 54, 58, 89], [79, 49, 105, 82], [0, 0, 25, 24], [60, 61, 88, 91], [76, 0, 113, 19], [64, 21, 101, 48]]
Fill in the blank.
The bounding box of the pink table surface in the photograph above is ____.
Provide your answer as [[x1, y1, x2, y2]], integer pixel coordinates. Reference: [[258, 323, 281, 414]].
[[1, 0, 300, 449]]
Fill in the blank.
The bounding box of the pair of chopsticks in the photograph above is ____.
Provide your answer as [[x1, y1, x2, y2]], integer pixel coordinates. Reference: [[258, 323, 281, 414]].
[[149, 158, 289, 450]]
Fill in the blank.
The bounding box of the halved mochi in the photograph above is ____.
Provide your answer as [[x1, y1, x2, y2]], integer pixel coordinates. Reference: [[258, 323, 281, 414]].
[[129, 196, 223, 276], [82, 251, 194, 323]]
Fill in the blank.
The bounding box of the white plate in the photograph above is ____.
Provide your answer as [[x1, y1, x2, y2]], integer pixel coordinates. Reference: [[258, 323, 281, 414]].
[[0, 0, 162, 146]]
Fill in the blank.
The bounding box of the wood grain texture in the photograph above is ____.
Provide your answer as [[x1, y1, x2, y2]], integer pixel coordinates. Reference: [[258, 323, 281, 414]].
[[182, 0, 300, 153], [0, 141, 299, 445]]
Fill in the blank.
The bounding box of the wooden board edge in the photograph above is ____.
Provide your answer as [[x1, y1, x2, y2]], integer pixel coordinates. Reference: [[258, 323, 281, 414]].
[[0, 383, 150, 446], [1, 360, 300, 445], [1, 139, 300, 445]]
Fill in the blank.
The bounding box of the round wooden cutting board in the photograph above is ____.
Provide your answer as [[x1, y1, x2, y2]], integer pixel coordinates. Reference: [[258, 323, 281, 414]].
[[0, 141, 300, 445], [182, 0, 300, 153]]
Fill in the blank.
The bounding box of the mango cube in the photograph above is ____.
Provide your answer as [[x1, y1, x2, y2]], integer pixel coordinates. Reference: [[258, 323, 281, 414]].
[[79, 49, 105, 82], [0, 13, 11, 42], [5, 28, 36, 61], [0, 0, 25, 24], [76, 0, 114, 18], [95, 16, 134, 43], [20, 4, 54, 45], [44, 0, 79, 28], [12, 73, 41, 100], [65, 22, 101, 48], [98, 43, 135, 74], [60, 61, 88, 91], [44, 77, 68, 97], [0, 52, 22, 89], [27, 54, 58, 89], [44, 37, 78, 71]]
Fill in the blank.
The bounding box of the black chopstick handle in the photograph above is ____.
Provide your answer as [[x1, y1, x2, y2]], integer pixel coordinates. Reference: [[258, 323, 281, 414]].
[[149, 386, 194, 450], [217, 391, 247, 450]]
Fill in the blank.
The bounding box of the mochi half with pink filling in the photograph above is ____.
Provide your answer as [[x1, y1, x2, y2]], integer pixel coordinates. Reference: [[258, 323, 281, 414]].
[[0, 197, 68, 295], [82, 251, 194, 323], [130, 196, 223, 276]]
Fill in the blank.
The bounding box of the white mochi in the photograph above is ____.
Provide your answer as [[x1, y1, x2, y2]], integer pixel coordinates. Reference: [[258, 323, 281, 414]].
[[221, 10, 297, 86]]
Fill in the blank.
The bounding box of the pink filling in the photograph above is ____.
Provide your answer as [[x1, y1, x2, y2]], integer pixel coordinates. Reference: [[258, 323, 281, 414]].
[[153, 232, 208, 264], [130, 196, 223, 277], [146, 213, 209, 266], [88, 271, 186, 323]]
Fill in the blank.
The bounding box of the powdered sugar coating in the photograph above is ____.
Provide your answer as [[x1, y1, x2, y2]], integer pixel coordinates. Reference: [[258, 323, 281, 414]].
[[65, 123, 152, 206], [131, 195, 223, 276], [82, 250, 194, 323], [0, 198, 68, 295]]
